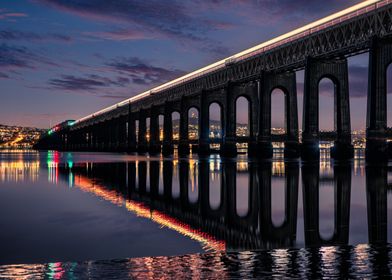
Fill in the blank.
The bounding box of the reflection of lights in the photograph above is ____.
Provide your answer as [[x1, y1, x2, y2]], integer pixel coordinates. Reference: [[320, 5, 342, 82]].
[[0, 161, 40, 182], [352, 244, 371, 275], [125, 200, 225, 252], [189, 159, 198, 193], [0, 264, 46, 279], [71, 172, 225, 252], [272, 160, 285, 176], [236, 161, 248, 172], [47, 262, 65, 280]]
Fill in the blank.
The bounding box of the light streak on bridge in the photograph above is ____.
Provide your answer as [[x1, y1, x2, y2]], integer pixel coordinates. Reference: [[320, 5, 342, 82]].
[[75, 0, 389, 125]]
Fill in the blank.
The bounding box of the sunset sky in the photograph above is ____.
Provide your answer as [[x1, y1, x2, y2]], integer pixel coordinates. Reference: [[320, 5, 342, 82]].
[[1, 0, 389, 130]]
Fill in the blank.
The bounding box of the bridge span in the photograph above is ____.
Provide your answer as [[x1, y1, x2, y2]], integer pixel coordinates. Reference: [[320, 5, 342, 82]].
[[36, 0, 392, 160]]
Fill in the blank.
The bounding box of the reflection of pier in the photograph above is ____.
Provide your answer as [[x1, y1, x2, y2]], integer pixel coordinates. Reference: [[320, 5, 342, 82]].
[[54, 157, 392, 251], [366, 165, 388, 244], [302, 162, 351, 246]]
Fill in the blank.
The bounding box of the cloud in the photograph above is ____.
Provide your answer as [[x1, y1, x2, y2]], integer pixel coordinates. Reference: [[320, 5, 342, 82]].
[[0, 30, 72, 42], [106, 57, 186, 86], [35, 0, 231, 55], [0, 43, 58, 78], [48, 74, 130, 91], [0, 12, 28, 20], [83, 29, 154, 41]]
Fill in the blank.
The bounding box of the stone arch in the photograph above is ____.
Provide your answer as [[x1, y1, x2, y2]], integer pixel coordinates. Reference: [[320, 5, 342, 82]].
[[235, 95, 251, 137], [209, 102, 223, 140]]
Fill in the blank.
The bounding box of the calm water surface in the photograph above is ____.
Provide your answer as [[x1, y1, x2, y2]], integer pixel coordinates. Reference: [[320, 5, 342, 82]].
[[0, 150, 392, 278]]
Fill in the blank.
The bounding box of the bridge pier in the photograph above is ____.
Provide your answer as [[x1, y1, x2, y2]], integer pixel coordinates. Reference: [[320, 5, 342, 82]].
[[221, 84, 238, 157], [127, 109, 137, 153], [137, 113, 148, 154], [366, 37, 392, 162], [178, 103, 190, 155], [162, 105, 174, 156], [198, 91, 210, 155], [149, 110, 161, 155], [302, 57, 353, 160], [250, 72, 299, 158]]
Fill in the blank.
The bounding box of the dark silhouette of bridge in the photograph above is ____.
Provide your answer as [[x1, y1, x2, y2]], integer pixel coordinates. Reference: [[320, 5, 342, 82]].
[[36, 1, 392, 161]]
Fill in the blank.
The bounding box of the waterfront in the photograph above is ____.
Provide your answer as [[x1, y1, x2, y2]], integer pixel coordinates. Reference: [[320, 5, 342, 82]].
[[0, 150, 391, 278]]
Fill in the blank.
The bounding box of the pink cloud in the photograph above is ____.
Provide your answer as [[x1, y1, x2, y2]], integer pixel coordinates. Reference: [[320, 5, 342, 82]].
[[84, 29, 156, 41], [0, 12, 28, 20]]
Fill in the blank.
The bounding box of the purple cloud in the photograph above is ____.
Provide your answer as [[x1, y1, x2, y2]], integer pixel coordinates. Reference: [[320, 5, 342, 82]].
[[48, 74, 130, 91], [0, 43, 59, 79], [0, 30, 72, 42], [35, 0, 230, 55], [107, 57, 186, 86]]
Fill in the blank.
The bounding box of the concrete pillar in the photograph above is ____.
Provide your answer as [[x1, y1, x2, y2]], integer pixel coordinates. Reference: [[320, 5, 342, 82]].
[[251, 71, 299, 158], [127, 108, 137, 152], [149, 110, 161, 154], [137, 113, 148, 153], [302, 57, 353, 160], [199, 91, 210, 155], [162, 104, 174, 155], [221, 84, 237, 157], [366, 37, 392, 161], [179, 99, 190, 155]]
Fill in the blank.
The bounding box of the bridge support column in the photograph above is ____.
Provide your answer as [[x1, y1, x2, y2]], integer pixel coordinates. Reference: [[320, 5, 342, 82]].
[[162, 104, 174, 156], [251, 72, 299, 158], [198, 91, 210, 155], [178, 101, 190, 155], [366, 37, 392, 162], [127, 108, 137, 153], [178, 112, 189, 155], [221, 84, 237, 157], [137, 113, 148, 153], [149, 110, 161, 155], [302, 57, 353, 160]]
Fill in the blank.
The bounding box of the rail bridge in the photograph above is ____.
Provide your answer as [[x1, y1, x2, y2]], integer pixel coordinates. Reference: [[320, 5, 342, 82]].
[[36, 0, 392, 160]]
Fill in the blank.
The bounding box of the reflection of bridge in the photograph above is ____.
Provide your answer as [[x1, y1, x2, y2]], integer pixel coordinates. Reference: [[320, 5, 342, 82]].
[[54, 157, 392, 249], [36, 1, 392, 161]]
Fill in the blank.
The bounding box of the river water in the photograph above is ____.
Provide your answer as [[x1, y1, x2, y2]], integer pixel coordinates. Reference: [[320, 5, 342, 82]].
[[0, 150, 391, 278]]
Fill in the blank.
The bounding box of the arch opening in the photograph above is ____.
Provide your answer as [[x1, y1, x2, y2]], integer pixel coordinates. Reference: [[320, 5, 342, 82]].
[[236, 96, 250, 139], [271, 89, 286, 152], [319, 78, 335, 151], [158, 115, 164, 142], [188, 107, 199, 140], [209, 102, 222, 140], [172, 112, 180, 141]]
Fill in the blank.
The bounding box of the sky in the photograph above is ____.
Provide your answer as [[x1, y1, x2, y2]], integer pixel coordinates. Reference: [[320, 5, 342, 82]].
[[0, 0, 389, 130]]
